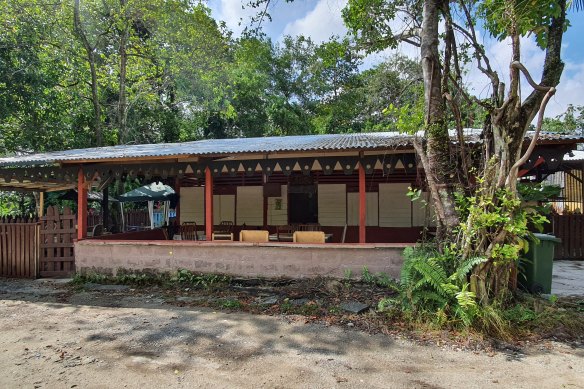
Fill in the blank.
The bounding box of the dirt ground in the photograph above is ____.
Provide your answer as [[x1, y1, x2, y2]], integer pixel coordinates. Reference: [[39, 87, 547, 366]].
[[0, 278, 583, 389]]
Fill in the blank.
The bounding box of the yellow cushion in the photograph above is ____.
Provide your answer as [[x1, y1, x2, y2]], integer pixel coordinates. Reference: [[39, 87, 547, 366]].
[[292, 231, 325, 243], [239, 230, 269, 243]]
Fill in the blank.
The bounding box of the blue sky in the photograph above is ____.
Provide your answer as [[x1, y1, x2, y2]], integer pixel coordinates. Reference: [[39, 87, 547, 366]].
[[208, 0, 584, 118]]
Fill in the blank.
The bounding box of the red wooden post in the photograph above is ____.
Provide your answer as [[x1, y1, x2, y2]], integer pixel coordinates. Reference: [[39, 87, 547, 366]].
[[262, 174, 268, 229], [174, 176, 181, 224], [205, 167, 213, 241], [77, 167, 88, 240], [358, 162, 366, 243]]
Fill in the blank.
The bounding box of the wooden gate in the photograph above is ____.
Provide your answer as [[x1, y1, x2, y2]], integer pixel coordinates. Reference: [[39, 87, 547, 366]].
[[0, 217, 40, 278], [552, 214, 584, 260], [39, 206, 76, 277]]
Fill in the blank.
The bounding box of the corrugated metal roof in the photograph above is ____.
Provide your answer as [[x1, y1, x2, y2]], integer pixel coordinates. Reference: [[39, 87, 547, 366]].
[[0, 130, 581, 167], [564, 150, 584, 162]]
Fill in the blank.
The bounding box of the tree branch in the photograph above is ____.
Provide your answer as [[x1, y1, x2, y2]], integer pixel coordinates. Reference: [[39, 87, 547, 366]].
[[506, 87, 556, 186]]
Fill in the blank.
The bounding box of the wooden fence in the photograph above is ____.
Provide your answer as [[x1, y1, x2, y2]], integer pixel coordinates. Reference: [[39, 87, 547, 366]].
[[0, 217, 40, 278], [552, 214, 584, 260], [39, 206, 76, 277]]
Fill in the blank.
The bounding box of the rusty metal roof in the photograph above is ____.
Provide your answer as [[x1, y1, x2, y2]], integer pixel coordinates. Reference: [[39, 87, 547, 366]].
[[0, 130, 581, 167]]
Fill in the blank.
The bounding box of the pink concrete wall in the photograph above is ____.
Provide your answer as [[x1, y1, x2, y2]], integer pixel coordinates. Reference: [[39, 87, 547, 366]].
[[75, 240, 410, 279]]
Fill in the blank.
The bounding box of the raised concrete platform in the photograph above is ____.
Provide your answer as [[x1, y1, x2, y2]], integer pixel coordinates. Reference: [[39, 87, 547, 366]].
[[552, 260, 584, 296], [75, 240, 411, 279]]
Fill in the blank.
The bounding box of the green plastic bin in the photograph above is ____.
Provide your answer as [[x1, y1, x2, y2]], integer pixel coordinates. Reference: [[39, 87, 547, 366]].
[[519, 233, 561, 294]]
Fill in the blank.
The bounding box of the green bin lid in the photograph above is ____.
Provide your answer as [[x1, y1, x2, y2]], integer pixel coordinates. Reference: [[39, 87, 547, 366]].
[[532, 233, 561, 243]]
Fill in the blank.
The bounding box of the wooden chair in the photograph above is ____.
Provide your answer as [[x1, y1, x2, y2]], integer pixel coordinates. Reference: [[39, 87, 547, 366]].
[[293, 231, 325, 243], [212, 232, 233, 241], [180, 222, 199, 241], [239, 230, 269, 243], [276, 225, 295, 242], [297, 223, 321, 231], [88, 224, 103, 237], [212, 220, 234, 241]]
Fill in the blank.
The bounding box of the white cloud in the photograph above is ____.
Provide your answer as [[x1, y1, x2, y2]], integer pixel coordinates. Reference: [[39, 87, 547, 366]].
[[281, 0, 348, 43], [209, 0, 257, 36]]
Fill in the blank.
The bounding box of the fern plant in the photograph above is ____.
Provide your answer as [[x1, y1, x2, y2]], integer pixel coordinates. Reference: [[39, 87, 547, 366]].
[[400, 246, 486, 327]]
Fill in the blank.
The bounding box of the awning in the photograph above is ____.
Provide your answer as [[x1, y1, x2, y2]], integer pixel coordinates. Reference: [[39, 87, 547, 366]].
[[118, 182, 176, 202]]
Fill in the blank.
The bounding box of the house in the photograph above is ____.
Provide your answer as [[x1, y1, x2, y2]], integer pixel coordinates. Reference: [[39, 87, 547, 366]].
[[0, 130, 581, 278]]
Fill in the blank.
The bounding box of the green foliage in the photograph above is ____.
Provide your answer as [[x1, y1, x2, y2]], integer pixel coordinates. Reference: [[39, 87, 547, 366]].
[[383, 91, 424, 135], [220, 299, 243, 309], [342, 0, 422, 53], [479, 0, 569, 48], [400, 246, 485, 327], [518, 182, 562, 202], [502, 304, 537, 323], [541, 104, 584, 134], [72, 270, 170, 286], [0, 192, 36, 217], [361, 266, 375, 283], [361, 267, 399, 290], [459, 185, 548, 266], [173, 269, 231, 289], [343, 268, 353, 280]]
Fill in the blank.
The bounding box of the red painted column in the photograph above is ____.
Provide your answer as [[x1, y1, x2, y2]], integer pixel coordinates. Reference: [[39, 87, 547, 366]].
[[174, 177, 181, 224], [262, 174, 268, 229], [358, 162, 366, 243], [77, 167, 88, 240], [205, 167, 213, 241]]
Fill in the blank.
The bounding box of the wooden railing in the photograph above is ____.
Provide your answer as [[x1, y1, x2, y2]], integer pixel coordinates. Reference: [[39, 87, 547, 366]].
[[552, 213, 584, 260], [0, 217, 40, 278]]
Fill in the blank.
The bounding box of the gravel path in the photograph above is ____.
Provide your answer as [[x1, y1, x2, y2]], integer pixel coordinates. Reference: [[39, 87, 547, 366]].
[[0, 279, 583, 389]]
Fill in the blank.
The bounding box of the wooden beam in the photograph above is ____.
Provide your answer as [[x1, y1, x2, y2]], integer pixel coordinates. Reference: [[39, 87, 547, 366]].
[[175, 177, 181, 224], [358, 162, 366, 243], [205, 167, 213, 241], [39, 192, 45, 217], [60, 155, 185, 165], [102, 186, 109, 232], [263, 174, 268, 229], [77, 168, 88, 241], [0, 184, 75, 192]]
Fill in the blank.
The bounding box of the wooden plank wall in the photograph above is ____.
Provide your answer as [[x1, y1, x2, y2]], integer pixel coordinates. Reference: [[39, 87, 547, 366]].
[[552, 214, 584, 260], [0, 217, 39, 278]]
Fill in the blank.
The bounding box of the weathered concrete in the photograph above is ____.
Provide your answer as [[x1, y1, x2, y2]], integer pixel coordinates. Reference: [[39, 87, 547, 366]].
[[75, 240, 410, 279], [552, 260, 584, 296]]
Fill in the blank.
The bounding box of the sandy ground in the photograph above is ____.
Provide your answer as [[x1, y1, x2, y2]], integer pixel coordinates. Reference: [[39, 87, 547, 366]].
[[0, 279, 583, 389]]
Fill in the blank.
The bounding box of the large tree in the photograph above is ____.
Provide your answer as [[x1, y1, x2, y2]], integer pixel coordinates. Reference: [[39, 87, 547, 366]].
[[343, 0, 573, 300]]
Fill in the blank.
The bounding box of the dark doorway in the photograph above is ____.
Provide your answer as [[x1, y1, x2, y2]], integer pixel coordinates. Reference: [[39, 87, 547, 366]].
[[289, 185, 318, 224]]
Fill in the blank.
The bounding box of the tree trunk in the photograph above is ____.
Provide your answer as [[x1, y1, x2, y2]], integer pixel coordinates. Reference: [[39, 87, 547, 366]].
[[73, 0, 102, 147], [118, 0, 129, 144], [418, 0, 459, 238], [464, 0, 567, 302]]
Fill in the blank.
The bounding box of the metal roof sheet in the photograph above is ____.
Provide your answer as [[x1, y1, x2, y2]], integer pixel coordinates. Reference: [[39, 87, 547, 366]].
[[564, 150, 584, 162], [0, 130, 581, 167]]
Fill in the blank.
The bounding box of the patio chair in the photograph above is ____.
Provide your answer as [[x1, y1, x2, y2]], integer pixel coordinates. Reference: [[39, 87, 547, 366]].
[[212, 220, 234, 241], [297, 223, 321, 231], [276, 225, 295, 242], [239, 230, 269, 243], [217, 220, 234, 232], [180, 222, 199, 241], [293, 231, 325, 243], [88, 224, 103, 237]]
